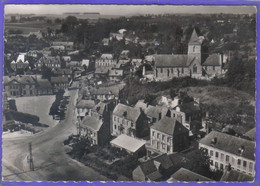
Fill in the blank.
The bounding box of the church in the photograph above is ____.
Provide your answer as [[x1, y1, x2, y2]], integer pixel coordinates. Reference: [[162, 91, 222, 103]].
[[153, 29, 223, 81]]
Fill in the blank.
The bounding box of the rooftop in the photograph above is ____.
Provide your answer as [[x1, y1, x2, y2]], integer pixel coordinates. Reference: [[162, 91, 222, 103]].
[[168, 168, 212, 182], [243, 127, 255, 140], [100, 54, 114, 60], [36, 78, 52, 89], [110, 134, 146, 153], [202, 54, 221, 66], [220, 169, 254, 182], [199, 131, 255, 161], [76, 99, 96, 109], [154, 54, 188, 68], [113, 103, 141, 122], [151, 116, 188, 136], [81, 116, 103, 131]]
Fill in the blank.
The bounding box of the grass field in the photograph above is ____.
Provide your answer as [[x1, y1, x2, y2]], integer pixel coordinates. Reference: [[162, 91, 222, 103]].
[[14, 95, 59, 126], [5, 22, 60, 34]]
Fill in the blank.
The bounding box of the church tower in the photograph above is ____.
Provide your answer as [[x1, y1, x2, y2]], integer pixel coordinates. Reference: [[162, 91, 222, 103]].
[[188, 29, 202, 63]]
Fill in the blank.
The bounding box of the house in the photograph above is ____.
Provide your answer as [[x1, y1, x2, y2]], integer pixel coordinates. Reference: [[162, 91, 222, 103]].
[[145, 105, 170, 124], [109, 32, 124, 41], [35, 78, 53, 95], [171, 101, 203, 135], [78, 115, 110, 146], [160, 95, 180, 108], [220, 169, 254, 182], [199, 131, 255, 176], [95, 67, 110, 79], [81, 59, 90, 68], [95, 54, 117, 67], [167, 168, 212, 182], [89, 84, 124, 101], [147, 116, 189, 155], [76, 99, 96, 120], [153, 29, 223, 81], [110, 134, 146, 156], [52, 41, 74, 51], [131, 59, 143, 72], [3, 75, 37, 97], [66, 61, 81, 70], [52, 69, 72, 80], [132, 153, 174, 181], [50, 77, 69, 93], [112, 103, 148, 138], [35, 56, 61, 70], [62, 56, 71, 62], [134, 100, 148, 111], [108, 68, 124, 82], [10, 54, 29, 72], [120, 50, 130, 59]]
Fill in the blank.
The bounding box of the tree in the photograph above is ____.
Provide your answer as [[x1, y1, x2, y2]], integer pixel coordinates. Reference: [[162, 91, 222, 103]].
[[41, 65, 53, 81]]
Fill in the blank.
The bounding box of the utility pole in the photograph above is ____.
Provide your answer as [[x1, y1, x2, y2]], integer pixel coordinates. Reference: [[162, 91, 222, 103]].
[[27, 142, 34, 171]]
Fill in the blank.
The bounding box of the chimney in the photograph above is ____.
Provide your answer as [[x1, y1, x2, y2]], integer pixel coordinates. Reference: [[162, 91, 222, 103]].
[[211, 137, 217, 146]]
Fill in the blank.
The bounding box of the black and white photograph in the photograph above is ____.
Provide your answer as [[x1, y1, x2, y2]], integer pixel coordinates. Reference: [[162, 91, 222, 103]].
[[2, 4, 257, 182]]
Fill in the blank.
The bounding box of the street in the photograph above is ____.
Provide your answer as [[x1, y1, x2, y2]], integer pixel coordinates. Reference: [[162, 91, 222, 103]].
[[2, 89, 109, 181]]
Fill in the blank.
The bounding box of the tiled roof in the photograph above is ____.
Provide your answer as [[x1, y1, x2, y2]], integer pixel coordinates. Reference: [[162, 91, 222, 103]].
[[145, 105, 169, 119], [168, 168, 212, 182], [202, 54, 221, 66], [153, 153, 174, 170], [76, 99, 96, 109], [139, 160, 158, 177], [110, 134, 146, 153], [154, 54, 188, 67], [220, 170, 254, 182], [81, 116, 103, 131], [151, 116, 188, 136], [50, 76, 69, 84], [199, 131, 255, 161], [113, 103, 141, 122], [95, 67, 110, 74]]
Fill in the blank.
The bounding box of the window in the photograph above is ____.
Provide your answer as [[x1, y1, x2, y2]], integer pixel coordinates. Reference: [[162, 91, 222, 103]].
[[205, 66, 207, 70], [210, 150, 213, 156], [226, 155, 229, 162], [114, 116, 116, 121], [117, 118, 119, 122], [161, 68, 163, 73], [162, 135, 165, 141], [182, 68, 184, 74], [157, 133, 160, 139], [215, 152, 219, 158], [249, 162, 253, 172], [215, 162, 218, 168], [243, 161, 247, 168], [162, 143, 165, 150], [114, 125, 117, 130], [221, 153, 224, 161], [167, 145, 170, 153], [193, 64, 197, 73], [237, 159, 241, 166], [213, 66, 215, 70], [131, 122, 134, 127], [167, 137, 171, 143], [152, 131, 155, 136], [210, 160, 213, 166]]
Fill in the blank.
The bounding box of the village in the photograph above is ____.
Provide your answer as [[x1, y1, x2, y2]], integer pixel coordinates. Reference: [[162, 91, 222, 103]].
[[2, 10, 256, 182]]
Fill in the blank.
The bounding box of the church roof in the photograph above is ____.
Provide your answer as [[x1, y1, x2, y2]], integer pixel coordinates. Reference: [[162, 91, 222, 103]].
[[189, 29, 200, 45], [202, 54, 221, 66], [154, 54, 188, 67]]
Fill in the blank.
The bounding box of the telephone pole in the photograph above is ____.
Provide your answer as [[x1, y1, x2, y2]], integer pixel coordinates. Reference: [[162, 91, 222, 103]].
[[27, 142, 34, 171]]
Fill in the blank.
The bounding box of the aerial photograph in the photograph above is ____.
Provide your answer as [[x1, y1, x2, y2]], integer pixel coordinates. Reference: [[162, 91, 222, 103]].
[[2, 4, 257, 182]]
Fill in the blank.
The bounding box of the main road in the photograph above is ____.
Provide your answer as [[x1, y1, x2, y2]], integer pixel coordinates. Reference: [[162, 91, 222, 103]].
[[2, 89, 109, 181]]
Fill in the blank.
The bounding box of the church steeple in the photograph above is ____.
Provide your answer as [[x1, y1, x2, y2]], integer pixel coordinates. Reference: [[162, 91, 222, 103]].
[[188, 28, 201, 63]]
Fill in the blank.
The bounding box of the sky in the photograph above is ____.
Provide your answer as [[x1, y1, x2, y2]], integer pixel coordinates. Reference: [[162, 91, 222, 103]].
[[4, 5, 256, 15]]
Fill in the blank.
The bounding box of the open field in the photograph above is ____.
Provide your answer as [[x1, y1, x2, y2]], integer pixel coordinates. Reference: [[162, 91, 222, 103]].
[[5, 22, 60, 34], [14, 95, 58, 126]]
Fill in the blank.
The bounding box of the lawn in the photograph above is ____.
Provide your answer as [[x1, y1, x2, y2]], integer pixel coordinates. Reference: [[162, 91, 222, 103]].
[[14, 95, 58, 126]]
